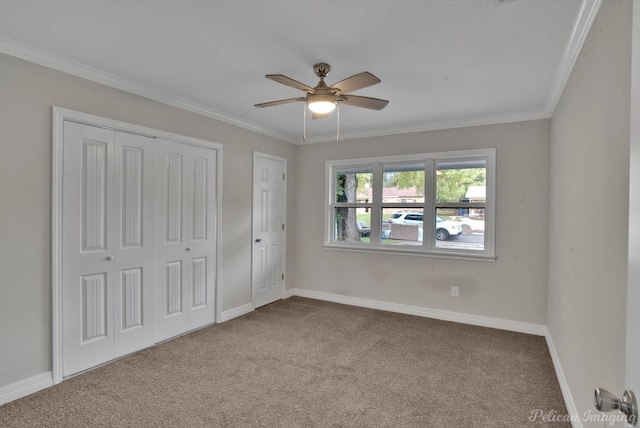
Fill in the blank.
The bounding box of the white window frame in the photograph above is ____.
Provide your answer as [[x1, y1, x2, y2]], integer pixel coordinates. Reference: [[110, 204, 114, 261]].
[[324, 148, 496, 261]]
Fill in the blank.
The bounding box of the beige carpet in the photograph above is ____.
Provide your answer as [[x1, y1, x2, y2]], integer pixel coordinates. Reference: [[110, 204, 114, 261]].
[[0, 297, 570, 427]]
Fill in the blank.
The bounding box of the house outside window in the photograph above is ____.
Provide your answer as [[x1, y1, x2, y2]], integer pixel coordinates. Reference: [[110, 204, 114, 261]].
[[325, 148, 495, 261]]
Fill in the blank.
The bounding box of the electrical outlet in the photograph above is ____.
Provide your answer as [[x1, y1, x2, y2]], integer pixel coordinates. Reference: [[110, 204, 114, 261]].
[[451, 286, 459, 298]]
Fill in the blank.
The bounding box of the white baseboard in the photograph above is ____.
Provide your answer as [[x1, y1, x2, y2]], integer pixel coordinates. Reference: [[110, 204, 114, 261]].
[[220, 302, 254, 322], [290, 288, 580, 426], [0, 371, 53, 406], [0, 303, 255, 405], [544, 332, 582, 428], [290, 288, 547, 336], [0, 293, 576, 425]]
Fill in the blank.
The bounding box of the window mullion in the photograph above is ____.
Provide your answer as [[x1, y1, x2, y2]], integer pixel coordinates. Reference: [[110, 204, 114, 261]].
[[370, 163, 383, 245], [327, 164, 335, 244], [423, 159, 435, 249]]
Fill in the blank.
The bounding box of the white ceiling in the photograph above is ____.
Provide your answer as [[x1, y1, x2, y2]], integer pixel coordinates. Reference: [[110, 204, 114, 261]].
[[0, 0, 598, 144]]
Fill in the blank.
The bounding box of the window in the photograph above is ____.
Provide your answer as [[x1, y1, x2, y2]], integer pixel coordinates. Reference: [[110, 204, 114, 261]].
[[325, 148, 495, 260]]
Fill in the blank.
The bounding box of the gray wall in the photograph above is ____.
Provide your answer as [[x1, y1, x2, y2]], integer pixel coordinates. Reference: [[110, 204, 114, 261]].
[[1, 2, 634, 421], [291, 119, 551, 325], [548, 0, 632, 425], [0, 52, 296, 388]]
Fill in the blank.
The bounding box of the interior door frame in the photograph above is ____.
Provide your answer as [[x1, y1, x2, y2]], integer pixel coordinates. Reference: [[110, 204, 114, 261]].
[[627, 0, 640, 397], [251, 151, 287, 307], [51, 107, 223, 384]]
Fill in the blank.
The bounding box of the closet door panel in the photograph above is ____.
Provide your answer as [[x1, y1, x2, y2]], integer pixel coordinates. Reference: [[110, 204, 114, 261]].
[[112, 132, 155, 358], [62, 122, 115, 376], [154, 140, 217, 342], [184, 146, 217, 330], [154, 143, 188, 341]]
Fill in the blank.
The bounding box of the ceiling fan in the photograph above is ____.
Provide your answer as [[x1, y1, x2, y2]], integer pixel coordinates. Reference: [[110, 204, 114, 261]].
[[255, 63, 389, 120]]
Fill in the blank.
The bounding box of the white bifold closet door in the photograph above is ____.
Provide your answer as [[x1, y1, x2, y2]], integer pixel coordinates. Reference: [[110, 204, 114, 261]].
[[153, 139, 217, 343], [62, 122, 156, 376], [61, 123, 217, 377]]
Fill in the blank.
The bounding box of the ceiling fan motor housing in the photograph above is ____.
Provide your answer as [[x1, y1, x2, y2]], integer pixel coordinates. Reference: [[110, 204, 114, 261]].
[[313, 63, 331, 78]]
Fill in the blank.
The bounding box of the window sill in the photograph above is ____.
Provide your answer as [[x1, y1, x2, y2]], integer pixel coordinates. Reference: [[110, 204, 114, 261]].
[[323, 243, 496, 262]]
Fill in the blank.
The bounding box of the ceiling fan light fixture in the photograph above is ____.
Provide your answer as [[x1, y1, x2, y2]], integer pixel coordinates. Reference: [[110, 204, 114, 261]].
[[307, 94, 336, 114], [255, 64, 388, 142]]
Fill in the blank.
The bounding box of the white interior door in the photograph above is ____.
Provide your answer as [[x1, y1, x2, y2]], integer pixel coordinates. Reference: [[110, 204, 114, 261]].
[[62, 123, 155, 376], [252, 152, 286, 308], [154, 139, 217, 342], [62, 122, 115, 375]]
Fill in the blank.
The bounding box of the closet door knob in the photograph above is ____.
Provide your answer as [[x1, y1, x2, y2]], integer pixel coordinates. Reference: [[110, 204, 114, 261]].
[[106, 256, 114, 261], [186, 247, 192, 251]]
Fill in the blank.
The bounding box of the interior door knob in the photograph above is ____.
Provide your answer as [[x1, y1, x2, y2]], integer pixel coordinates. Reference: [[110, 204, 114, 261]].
[[255, 238, 262, 243], [594, 387, 638, 425], [186, 247, 192, 251], [106, 256, 114, 261]]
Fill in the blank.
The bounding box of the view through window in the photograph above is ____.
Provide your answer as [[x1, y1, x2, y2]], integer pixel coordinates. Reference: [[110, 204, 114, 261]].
[[327, 149, 495, 260]]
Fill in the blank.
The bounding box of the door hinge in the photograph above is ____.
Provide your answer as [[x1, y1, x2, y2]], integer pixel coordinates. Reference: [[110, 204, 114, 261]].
[[282, 224, 285, 231], [283, 173, 285, 181], [281, 273, 285, 281]]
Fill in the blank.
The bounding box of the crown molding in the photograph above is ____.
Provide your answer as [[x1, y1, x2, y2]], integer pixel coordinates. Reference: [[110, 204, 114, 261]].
[[0, 35, 297, 144], [298, 108, 551, 144], [545, 0, 603, 116], [0, 0, 600, 146], [299, 0, 601, 145]]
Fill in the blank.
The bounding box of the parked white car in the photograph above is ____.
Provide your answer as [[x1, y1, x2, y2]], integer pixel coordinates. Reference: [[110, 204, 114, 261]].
[[387, 211, 462, 240], [388, 211, 423, 225], [455, 216, 485, 235]]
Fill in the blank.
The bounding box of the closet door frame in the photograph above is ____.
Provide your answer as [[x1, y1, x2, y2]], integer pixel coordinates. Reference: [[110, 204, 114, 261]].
[[51, 107, 223, 384]]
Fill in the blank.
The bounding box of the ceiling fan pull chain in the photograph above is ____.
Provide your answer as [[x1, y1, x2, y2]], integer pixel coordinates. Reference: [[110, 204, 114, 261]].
[[303, 101, 307, 142], [336, 103, 340, 142]]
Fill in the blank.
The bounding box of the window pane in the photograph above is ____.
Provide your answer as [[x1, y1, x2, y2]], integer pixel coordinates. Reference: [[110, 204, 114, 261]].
[[435, 208, 485, 251], [335, 167, 373, 204], [382, 163, 425, 204], [436, 160, 486, 203], [381, 208, 424, 246], [334, 208, 370, 243]]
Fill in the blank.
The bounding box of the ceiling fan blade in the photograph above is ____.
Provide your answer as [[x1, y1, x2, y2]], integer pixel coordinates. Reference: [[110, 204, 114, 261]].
[[311, 111, 331, 120], [330, 72, 381, 93], [266, 74, 314, 92], [339, 95, 389, 110], [254, 97, 305, 108]]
